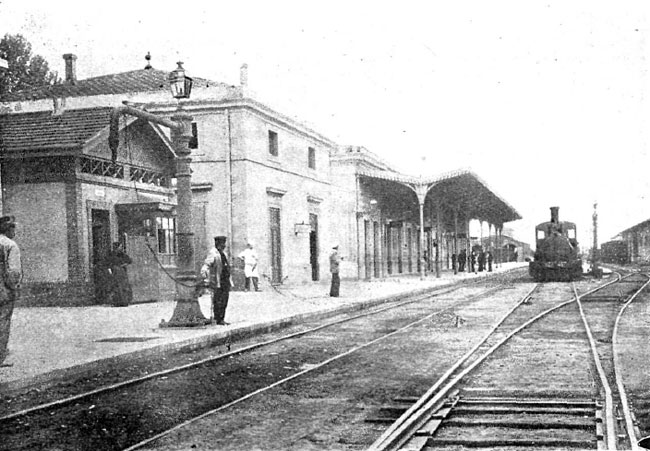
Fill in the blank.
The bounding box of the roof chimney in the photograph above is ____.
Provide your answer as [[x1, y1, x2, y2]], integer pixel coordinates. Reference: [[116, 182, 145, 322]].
[[240, 63, 248, 88], [550, 206, 559, 224], [63, 53, 77, 84]]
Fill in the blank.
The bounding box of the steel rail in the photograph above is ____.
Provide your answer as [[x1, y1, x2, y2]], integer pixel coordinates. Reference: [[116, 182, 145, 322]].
[[122, 285, 508, 451], [369, 275, 623, 451], [0, 285, 465, 423], [367, 283, 542, 451], [573, 282, 617, 450], [612, 273, 650, 451]]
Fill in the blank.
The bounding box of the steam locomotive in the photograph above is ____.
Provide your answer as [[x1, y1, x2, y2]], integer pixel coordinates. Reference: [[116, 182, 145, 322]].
[[529, 206, 583, 282]]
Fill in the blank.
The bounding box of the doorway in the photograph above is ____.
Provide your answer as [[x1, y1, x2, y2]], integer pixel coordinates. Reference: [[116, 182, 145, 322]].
[[385, 223, 392, 275], [373, 221, 380, 278], [91, 209, 111, 303], [407, 227, 413, 273], [397, 224, 403, 273], [364, 219, 371, 279], [269, 207, 282, 284], [309, 213, 319, 281]]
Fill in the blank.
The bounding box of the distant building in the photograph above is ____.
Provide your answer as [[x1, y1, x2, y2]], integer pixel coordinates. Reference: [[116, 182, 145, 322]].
[[601, 238, 628, 265], [617, 220, 650, 264]]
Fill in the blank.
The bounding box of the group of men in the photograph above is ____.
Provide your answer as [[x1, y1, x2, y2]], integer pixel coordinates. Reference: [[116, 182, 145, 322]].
[[200, 237, 262, 326], [201, 237, 343, 326], [453, 248, 493, 274]]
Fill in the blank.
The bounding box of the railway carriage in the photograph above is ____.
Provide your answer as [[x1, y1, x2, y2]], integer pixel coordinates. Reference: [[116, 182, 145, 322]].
[[529, 206, 583, 281], [601, 240, 628, 265]]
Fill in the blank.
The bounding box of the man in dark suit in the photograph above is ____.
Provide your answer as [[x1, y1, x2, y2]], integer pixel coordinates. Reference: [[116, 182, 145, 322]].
[[329, 244, 341, 297], [201, 236, 233, 325]]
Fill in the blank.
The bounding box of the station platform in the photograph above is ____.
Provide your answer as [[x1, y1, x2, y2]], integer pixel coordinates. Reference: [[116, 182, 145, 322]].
[[0, 263, 526, 392]]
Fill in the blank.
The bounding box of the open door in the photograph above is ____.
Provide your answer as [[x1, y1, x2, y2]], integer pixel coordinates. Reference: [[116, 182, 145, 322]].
[[91, 209, 111, 304], [269, 207, 282, 284], [309, 213, 319, 281]]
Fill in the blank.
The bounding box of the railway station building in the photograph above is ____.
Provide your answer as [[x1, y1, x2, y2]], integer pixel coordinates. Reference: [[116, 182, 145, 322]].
[[0, 54, 521, 306]]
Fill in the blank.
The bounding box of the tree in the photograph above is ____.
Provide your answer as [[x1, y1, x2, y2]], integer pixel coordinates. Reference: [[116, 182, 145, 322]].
[[0, 33, 58, 96]]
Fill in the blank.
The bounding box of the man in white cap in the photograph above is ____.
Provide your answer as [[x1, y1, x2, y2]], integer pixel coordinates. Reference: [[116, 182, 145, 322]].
[[329, 243, 341, 297], [238, 241, 260, 292]]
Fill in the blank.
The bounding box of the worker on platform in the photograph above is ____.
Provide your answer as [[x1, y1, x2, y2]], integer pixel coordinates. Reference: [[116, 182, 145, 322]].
[[106, 241, 133, 307], [470, 250, 477, 274], [238, 241, 261, 292], [329, 244, 342, 297], [0, 216, 21, 367], [201, 236, 233, 325], [458, 249, 467, 272], [478, 250, 485, 272]]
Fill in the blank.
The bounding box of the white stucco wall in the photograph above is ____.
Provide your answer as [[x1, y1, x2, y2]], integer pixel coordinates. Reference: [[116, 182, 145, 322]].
[[4, 183, 68, 282]]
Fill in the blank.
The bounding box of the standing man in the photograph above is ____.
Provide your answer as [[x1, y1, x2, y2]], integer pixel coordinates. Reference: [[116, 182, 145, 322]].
[[329, 244, 341, 297], [238, 241, 261, 292], [470, 250, 477, 274], [201, 236, 233, 325], [0, 216, 21, 367], [106, 241, 133, 307], [458, 249, 467, 272]]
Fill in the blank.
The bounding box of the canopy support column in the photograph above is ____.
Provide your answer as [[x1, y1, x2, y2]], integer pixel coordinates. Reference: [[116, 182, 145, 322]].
[[414, 184, 429, 280], [453, 209, 459, 275], [435, 201, 442, 278]]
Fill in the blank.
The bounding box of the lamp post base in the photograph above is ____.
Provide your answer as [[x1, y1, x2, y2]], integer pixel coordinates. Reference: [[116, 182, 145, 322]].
[[160, 273, 209, 328], [160, 297, 210, 327]]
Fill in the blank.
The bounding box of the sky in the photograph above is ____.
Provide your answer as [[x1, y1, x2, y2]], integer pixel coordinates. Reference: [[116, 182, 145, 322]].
[[1, 0, 650, 248]]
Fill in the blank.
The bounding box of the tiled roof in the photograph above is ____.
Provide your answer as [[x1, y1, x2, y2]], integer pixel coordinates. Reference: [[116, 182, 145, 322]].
[[620, 218, 650, 236], [0, 107, 112, 153], [0, 68, 224, 102]]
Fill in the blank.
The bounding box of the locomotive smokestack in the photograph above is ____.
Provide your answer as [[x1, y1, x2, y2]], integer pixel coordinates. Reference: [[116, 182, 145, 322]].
[[550, 206, 559, 223]]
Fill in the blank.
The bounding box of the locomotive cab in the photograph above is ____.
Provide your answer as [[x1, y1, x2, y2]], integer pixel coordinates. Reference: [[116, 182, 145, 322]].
[[530, 207, 582, 281]]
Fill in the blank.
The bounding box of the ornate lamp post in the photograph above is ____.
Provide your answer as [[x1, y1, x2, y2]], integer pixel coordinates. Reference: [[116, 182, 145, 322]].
[[168, 61, 193, 99], [591, 202, 602, 279], [109, 62, 209, 327]]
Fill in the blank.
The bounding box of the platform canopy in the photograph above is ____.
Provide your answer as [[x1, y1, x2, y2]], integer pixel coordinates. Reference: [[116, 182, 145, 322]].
[[356, 168, 521, 226]]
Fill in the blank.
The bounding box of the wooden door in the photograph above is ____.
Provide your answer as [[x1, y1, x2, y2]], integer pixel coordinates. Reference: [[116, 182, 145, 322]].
[[309, 213, 319, 281], [91, 209, 111, 303], [126, 235, 161, 303], [269, 207, 282, 284]]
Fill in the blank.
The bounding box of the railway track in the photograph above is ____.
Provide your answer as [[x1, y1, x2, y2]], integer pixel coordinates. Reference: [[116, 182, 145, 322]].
[[368, 272, 650, 451], [0, 276, 521, 451]]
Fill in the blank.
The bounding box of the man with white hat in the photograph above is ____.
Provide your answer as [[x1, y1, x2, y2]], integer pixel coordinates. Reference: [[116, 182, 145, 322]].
[[329, 243, 342, 297], [238, 240, 261, 292]]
